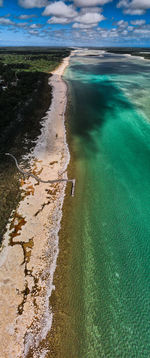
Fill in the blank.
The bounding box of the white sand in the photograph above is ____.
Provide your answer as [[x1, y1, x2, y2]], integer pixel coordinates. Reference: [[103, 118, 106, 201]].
[[0, 55, 71, 358]]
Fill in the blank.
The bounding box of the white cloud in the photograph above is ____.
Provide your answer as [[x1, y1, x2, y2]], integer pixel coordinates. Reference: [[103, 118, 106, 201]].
[[0, 0, 3, 6], [117, 19, 128, 27], [0, 17, 14, 25], [73, 0, 112, 7], [134, 28, 150, 36], [18, 0, 48, 9], [121, 29, 128, 35], [43, 1, 77, 17], [124, 8, 145, 15], [48, 16, 71, 24], [97, 27, 119, 38], [44, 2, 104, 28], [18, 14, 36, 19], [131, 19, 146, 25], [128, 25, 133, 30], [17, 21, 28, 27], [72, 21, 150, 44], [80, 7, 103, 13], [28, 29, 38, 34], [131, 0, 150, 9], [117, 0, 150, 15], [75, 12, 105, 24], [30, 23, 41, 28], [73, 22, 98, 28], [96, 21, 150, 41]]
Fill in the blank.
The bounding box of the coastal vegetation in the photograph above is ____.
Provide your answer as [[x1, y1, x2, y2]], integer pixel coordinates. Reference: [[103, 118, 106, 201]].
[[0, 47, 70, 73], [105, 47, 150, 60], [0, 47, 70, 243]]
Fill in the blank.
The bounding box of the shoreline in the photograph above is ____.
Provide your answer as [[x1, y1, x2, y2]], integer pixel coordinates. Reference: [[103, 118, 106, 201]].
[[0, 71, 52, 245], [0, 55, 71, 358], [107, 50, 148, 61], [44, 85, 81, 358]]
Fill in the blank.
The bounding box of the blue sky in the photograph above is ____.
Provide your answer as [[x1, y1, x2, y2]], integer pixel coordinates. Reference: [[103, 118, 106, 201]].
[[0, 0, 150, 47]]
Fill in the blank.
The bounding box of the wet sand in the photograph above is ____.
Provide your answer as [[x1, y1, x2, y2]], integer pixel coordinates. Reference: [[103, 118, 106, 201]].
[[0, 55, 71, 358]]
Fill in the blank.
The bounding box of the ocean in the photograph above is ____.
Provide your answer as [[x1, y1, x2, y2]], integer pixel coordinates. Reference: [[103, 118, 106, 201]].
[[56, 50, 150, 357]]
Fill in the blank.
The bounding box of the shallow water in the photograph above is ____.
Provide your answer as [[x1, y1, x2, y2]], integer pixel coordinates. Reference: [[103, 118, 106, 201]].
[[62, 51, 150, 357]]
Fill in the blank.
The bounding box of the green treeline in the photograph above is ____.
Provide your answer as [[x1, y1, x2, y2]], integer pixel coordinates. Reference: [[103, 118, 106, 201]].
[[106, 47, 150, 60], [0, 47, 70, 243], [0, 47, 70, 151]]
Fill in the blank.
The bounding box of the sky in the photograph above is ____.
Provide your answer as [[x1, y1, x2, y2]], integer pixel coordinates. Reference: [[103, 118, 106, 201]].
[[1, 0, 150, 47]]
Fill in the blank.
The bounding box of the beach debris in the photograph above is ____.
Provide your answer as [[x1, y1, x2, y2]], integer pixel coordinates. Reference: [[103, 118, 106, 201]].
[[71, 179, 76, 197], [5, 153, 76, 197]]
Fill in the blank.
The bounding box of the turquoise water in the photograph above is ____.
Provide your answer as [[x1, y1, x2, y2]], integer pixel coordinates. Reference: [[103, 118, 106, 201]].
[[63, 52, 150, 357]]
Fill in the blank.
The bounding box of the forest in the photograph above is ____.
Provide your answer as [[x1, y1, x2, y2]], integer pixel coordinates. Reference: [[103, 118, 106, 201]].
[[0, 47, 70, 242], [105, 47, 150, 59]]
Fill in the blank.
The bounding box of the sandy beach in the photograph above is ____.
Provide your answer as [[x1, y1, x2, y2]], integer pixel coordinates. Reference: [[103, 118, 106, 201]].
[[0, 55, 71, 358]]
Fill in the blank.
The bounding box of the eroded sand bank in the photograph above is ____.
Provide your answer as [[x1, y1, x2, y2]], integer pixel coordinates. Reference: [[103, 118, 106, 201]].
[[0, 55, 71, 358]]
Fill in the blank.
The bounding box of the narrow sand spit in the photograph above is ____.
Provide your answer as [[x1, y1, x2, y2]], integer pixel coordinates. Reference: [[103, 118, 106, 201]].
[[0, 55, 71, 358]]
